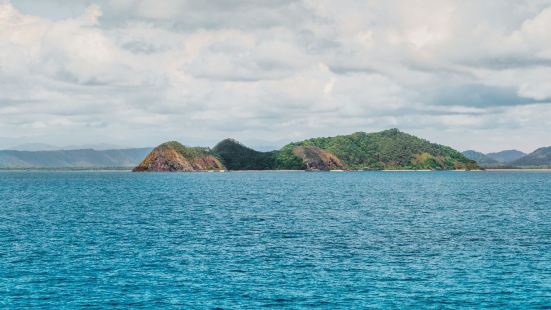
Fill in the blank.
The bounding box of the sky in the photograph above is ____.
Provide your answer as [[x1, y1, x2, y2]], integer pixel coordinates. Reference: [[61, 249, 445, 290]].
[[1, 0, 551, 153]]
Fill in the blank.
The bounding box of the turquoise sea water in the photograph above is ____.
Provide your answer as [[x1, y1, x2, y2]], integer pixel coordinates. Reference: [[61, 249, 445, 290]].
[[1, 171, 550, 308]]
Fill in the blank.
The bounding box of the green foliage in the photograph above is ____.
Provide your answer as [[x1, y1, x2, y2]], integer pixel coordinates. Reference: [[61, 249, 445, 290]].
[[284, 129, 478, 170], [159, 129, 479, 171], [160, 141, 215, 159], [272, 146, 305, 170], [212, 139, 307, 170], [213, 139, 276, 170]]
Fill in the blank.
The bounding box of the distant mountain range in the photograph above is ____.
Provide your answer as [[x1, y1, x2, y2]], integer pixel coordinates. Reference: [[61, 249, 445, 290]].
[[0, 148, 152, 169], [486, 150, 527, 163], [510, 147, 551, 167], [2, 130, 549, 170], [8, 143, 126, 151], [134, 129, 479, 172], [461, 151, 500, 166], [462, 148, 551, 168]]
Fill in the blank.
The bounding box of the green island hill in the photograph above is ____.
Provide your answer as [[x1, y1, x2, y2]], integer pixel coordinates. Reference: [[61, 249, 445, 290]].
[[133, 129, 479, 172]]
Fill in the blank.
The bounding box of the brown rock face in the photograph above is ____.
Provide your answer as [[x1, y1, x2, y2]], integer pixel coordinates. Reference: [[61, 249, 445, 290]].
[[133, 142, 225, 172], [292, 146, 347, 171]]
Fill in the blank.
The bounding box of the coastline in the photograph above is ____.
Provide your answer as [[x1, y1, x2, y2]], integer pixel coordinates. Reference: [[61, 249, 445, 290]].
[[485, 168, 551, 172], [3, 167, 551, 172], [382, 169, 432, 172]]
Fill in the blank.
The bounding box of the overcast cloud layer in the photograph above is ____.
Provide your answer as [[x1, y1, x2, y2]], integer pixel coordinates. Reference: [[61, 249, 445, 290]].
[[1, 0, 551, 152]]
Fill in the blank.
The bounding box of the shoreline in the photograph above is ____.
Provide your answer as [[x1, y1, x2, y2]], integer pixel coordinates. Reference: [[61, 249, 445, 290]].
[[484, 168, 551, 172], [2, 168, 551, 172]]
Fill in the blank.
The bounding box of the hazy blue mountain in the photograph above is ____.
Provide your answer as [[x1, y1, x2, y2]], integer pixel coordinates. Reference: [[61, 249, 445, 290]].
[[61, 143, 127, 151], [486, 150, 527, 163], [0, 148, 152, 168], [11, 143, 60, 151], [462, 150, 499, 166], [9, 143, 127, 151], [510, 147, 551, 167]]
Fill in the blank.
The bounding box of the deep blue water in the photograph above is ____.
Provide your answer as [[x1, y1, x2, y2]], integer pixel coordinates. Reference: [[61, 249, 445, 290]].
[[1, 171, 550, 308]]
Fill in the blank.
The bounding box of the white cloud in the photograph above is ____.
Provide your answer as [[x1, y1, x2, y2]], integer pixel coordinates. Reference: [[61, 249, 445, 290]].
[[1, 0, 551, 152]]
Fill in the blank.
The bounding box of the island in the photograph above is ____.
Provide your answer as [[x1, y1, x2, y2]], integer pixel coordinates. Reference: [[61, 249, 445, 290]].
[[133, 129, 479, 172]]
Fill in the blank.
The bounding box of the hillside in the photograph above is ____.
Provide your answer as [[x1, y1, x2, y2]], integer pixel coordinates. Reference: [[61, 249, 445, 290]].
[[486, 150, 526, 163], [133, 141, 224, 172], [462, 150, 500, 166], [213, 139, 276, 170], [133, 129, 479, 172], [292, 146, 347, 170], [510, 147, 551, 167], [0, 148, 152, 168], [275, 129, 478, 170]]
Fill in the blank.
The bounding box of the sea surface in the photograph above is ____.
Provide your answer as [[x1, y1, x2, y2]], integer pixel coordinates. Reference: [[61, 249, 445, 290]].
[[1, 171, 550, 308]]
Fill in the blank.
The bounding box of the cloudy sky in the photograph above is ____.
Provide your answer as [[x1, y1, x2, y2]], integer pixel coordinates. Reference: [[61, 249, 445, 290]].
[[1, 0, 551, 152]]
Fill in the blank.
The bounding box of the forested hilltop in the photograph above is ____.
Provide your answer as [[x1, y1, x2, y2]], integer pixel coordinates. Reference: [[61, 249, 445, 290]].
[[134, 129, 479, 172], [213, 139, 275, 170], [274, 129, 477, 170]]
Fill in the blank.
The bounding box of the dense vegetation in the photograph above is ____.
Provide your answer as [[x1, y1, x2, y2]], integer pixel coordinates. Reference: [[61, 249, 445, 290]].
[[213, 139, 276, 170], [276, 129, 478, 170], [159, 141, 216, 159], [271, 145, 305, 170], [211, 129, 478, 170]]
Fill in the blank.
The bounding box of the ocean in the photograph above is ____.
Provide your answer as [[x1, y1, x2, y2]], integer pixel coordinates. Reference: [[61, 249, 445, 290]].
[[1, 171, 550, 308]]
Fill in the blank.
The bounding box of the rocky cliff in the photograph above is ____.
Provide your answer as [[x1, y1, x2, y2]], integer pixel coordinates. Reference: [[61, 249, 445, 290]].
[[132, 141, 224, 172], [291, 146, 346, 171]]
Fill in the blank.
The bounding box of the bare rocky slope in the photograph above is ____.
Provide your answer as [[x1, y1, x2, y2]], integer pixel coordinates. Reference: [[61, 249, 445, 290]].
[[132, 141, 224, 172], [291, 146, 346, 170]]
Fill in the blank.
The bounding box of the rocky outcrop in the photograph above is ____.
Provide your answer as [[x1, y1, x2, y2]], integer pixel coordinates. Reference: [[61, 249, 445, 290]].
[[133, 141, 225, 172], [291, 146, 346, 171]]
